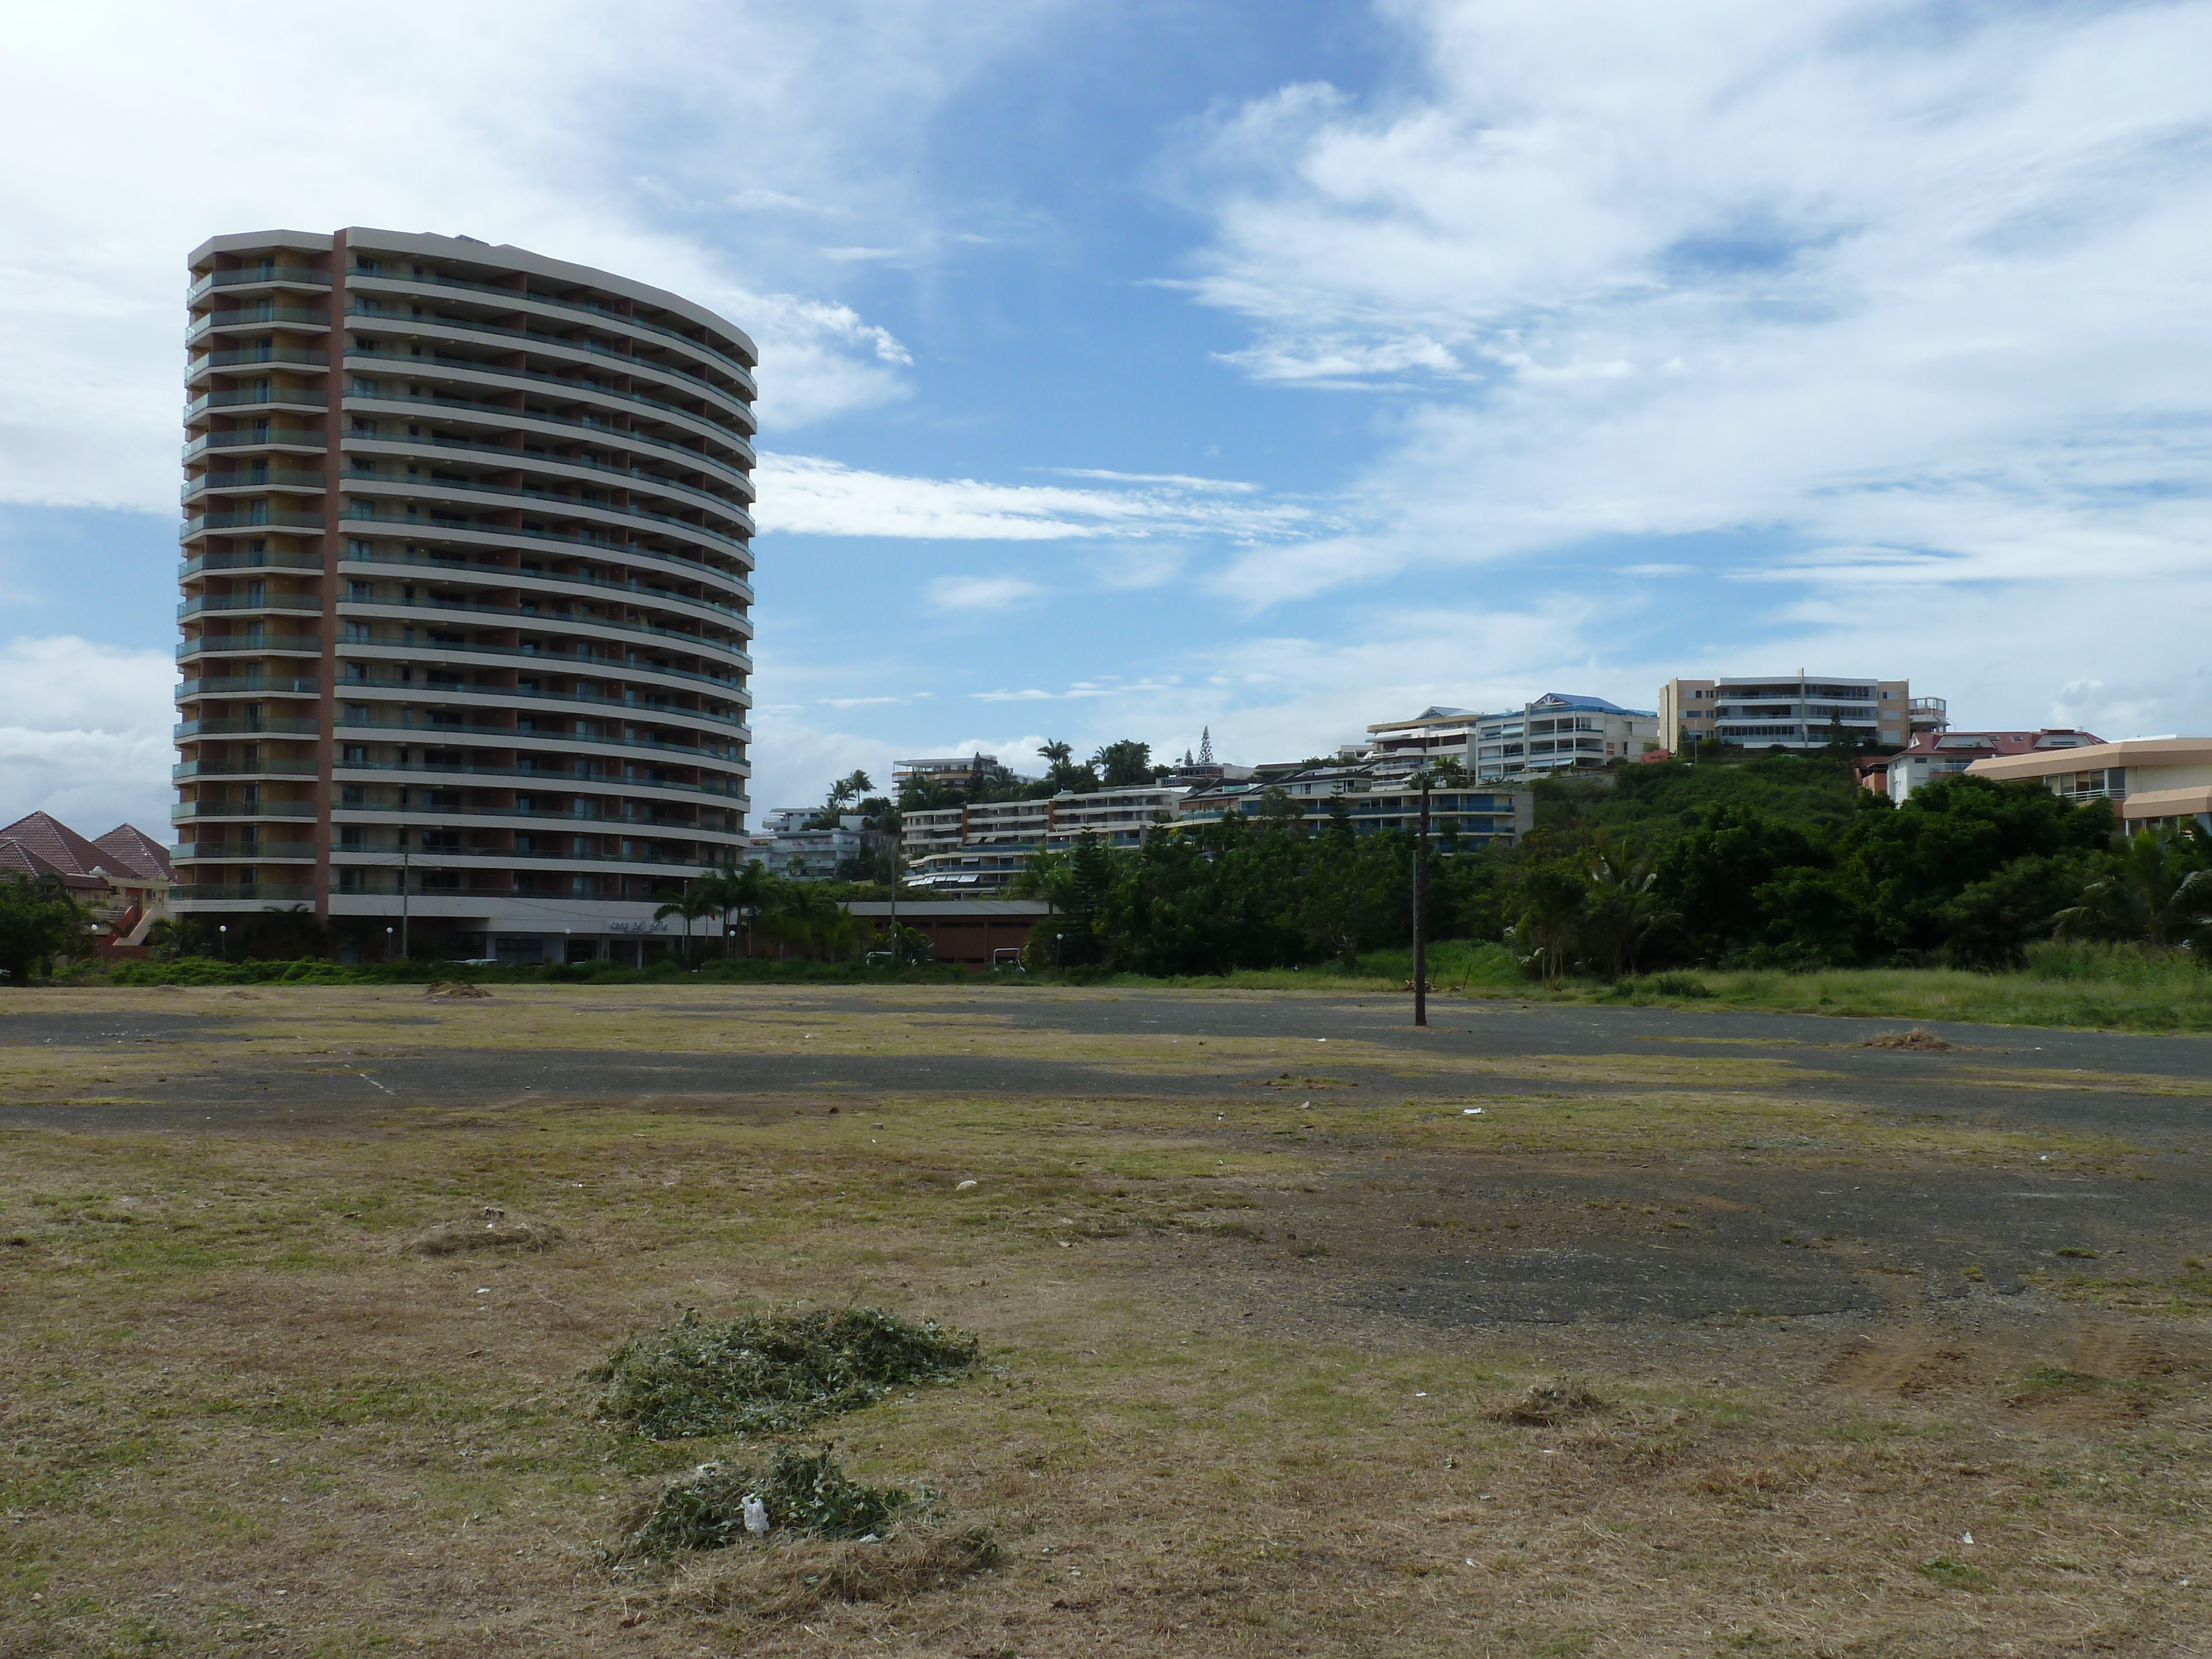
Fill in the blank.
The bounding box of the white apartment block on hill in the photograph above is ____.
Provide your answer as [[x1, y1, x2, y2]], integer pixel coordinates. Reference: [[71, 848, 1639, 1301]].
[[901, 784, 1183, 894], [1366, 693, 1661, 781]]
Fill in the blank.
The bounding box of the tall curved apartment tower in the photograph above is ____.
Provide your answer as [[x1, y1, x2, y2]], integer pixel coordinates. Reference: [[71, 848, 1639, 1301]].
[[175, 229, 757, 963]]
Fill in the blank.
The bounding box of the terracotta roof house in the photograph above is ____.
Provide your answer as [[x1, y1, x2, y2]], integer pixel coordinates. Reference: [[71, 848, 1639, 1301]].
[[0, 810, 176, 953], [1885, 729, 2103, 805]]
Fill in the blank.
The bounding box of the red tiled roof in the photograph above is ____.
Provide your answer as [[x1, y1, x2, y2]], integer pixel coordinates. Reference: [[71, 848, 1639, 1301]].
[[0, 811, 116, 879], [0, 836, 107, 891], [93, 823, 175, 882], [1897, 729, 2104, 760]]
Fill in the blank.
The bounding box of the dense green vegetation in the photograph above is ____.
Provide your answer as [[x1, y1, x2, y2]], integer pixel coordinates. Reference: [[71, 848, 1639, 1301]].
[[0, 875, 85, 983], [1031, 753, 2211, 979]]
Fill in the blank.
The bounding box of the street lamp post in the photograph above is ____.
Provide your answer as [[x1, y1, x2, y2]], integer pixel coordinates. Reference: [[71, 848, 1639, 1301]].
[[218, 924, 227, 962], [385, 926, 394, 963]]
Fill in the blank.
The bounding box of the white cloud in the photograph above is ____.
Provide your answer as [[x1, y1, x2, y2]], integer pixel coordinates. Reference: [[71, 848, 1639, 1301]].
[[927, 575, 1047, 612], [0, 1, 1073, 511], [755, 453, 1319, 541], [0, 637, 176, 835], [1165, 0, 2212, 612]]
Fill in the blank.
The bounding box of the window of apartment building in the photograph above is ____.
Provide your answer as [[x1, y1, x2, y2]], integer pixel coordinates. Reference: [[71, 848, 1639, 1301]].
[[2052, 769, 2126, 801], [337, 869, 365, 894], [342, 745, 369, 765]]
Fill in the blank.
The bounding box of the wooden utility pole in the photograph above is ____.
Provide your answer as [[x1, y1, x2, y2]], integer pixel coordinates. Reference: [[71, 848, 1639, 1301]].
[[1412, 772, 1430, 1028]]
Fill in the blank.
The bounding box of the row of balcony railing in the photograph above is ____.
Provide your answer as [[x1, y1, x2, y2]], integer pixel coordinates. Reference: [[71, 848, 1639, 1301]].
[[345, 388, 754, 477], [345, 305, 752, 413], [343, 350, 752, 441], [348, 267, 757, 385]]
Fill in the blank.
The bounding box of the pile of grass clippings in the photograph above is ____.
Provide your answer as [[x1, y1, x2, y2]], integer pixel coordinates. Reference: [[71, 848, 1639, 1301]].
[[670, 1522, 1003, 1615], [401, 1204, 560, 1256], [1488, 1378, 1608, 1426], [602, 1307, 980, 1441], [621, 1445, 917, 1558], [1861, 1027, 1957, 1051]]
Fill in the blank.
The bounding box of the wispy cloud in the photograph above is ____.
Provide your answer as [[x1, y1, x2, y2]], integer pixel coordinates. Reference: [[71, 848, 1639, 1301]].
[[755, 453, 1321, 541], [1163, 0, 2212, 611], [928, 575, 1047, 612], [1048, 468, 1261, 492]]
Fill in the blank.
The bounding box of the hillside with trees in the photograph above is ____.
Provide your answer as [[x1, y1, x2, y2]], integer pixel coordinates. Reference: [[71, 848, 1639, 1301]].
[[1022, 753, 2210, 978]]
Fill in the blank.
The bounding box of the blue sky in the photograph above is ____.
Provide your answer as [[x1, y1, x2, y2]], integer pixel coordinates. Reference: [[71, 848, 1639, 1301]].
[[4, 0, 2211, 833]]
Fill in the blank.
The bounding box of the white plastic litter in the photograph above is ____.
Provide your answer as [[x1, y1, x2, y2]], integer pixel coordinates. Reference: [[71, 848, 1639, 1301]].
[[1463, 1108, 1483, 1115], [1961, 1532, 1974, 1546], [954, 1178, 978, 1190], [742, 1494, 770, 1535]]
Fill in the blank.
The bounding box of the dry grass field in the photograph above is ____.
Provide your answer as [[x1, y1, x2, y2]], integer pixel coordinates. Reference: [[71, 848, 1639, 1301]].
[[2, 984, 2208, 1657]]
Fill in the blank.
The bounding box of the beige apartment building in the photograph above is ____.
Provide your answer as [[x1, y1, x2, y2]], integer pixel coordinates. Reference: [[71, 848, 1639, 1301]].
[[1660, 674, 1921, 752], [1967, 737, 2212, 833], [174, 229, 758, 963]]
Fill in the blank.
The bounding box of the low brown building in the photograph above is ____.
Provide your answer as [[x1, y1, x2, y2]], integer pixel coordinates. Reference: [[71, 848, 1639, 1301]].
[[0, 811, 176, 956]]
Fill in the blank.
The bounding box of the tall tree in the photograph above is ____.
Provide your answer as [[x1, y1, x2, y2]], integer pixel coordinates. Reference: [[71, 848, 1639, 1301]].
[[1092, 739, 1154, 787]]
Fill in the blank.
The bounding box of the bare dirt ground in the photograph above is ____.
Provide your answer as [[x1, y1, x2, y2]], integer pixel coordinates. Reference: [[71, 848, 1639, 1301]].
[[2, 984, 2207, 1657]]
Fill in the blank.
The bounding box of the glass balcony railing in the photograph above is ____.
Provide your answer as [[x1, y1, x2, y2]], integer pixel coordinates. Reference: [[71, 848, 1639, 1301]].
[[189, 307, 331, 337], [189, 267, 333, 299], [341, 351, 750, 442], [187, 387, 328, 416], [173, 760, 320, 779], [337, 546, 750, 618], [348, 268, 755, 384], [175, 718, 322, 739], [337, 485, 752, 558], [333, 592, 743, 653], [185, 428, 327, 456], [176, 842, 319, 861], [341, 388, 755, 478], [344, 305, 753, 415], [333, 758, 744, 798], [191, 347, 329, 373], [338, 463, 753, 542], [170, 799, 320, 820], [345, 426, 752, 514], [179, 595, 324, 617], [170, 883, 320, 902], [186, 470, 326, 495], [179, 549, 325, 577], [336, 503, 746, 567], [178, 677, 320, 700], [332, 629, 748, 685], [181, 509, 325, 535], [334, 714, 743, 764], [331, 676, 744, 727], [177, 635, 322, 658]]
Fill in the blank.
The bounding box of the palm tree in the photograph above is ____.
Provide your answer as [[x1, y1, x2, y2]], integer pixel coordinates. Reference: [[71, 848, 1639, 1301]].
[[1579, 836, 1680, 980], [693, 860, 772, 959], [653, 885, 716, 967], [2056, 829, 2212, 950]]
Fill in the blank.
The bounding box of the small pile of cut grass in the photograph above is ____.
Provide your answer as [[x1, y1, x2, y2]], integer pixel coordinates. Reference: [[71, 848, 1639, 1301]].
[[670, 1520, 1002, 1615], [621, 1444, 914, 1558], [1861, 1027, 1957, 1051], [602, 1307, 980, 1441], [401, 1204, 560, 1256], [1488, 1378, 1607, 1426]]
